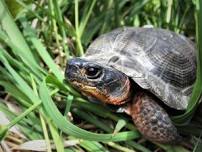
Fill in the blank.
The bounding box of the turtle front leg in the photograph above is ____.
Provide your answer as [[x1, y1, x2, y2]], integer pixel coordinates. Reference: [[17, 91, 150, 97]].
[[126, 92, 181, 144]]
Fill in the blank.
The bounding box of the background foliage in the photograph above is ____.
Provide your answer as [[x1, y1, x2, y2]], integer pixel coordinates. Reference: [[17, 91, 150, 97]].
[[0, 0, 202, 152]]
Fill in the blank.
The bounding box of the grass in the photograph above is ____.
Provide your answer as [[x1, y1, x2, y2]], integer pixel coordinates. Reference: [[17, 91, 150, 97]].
[[0, 0, 202, 151]]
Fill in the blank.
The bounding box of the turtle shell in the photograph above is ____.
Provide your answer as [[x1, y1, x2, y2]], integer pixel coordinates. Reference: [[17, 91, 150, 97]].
[[83, 27, 196, 110]]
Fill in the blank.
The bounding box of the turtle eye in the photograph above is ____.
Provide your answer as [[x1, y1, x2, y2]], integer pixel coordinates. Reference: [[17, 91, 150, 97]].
[[86, 67, 102, 79]]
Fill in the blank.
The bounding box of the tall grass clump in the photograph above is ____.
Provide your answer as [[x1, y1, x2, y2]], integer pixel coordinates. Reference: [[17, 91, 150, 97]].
[[0, 0, 202, 152]]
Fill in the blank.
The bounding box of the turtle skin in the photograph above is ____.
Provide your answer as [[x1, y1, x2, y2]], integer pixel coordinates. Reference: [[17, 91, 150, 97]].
[[84, 27, 196, 110], [126, 92, 181, 143]]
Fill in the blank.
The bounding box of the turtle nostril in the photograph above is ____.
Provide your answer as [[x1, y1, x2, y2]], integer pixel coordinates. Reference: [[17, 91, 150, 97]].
[[66, 58, 82, 72], [65, 64, 78, 76], [65, 64, 76, 80]]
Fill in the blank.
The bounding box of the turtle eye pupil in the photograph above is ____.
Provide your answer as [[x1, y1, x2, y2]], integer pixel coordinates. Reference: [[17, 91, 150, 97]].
[[86, 67, 101, 79], [87, 67, 97, 75]]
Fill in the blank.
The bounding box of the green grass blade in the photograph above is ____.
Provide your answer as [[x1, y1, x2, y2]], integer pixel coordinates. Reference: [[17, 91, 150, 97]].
[[6, 102, 41, 129], [46, 74, 80, 96], [73, 108, 113, 133], [73, 99, 138, 132], [0, 81, 31, 107], [0, 52, 40, 103], [49, 122, 65, 152], [0, 30, 44, 77], [15, 0, 43, 20], [0, 0, 43, 75], [80, 140, 109, 152], [52, 0, 69, 56], [113, 119, 127, 134], [64, 95, 74, 116], [40, 80, 139, 142], [40, 114, 52, 152], [79, 0, 96, 37], [74, 0, 84, 55], [107, 142, 134, 152], [127, 141, 152, 152], [30, 37, 64, 82], [172, 0, 202, 124]]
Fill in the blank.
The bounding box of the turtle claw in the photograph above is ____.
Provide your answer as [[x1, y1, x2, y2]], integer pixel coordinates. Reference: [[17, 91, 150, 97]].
[[115, 103, 132, 114], [116, 107, 127, 113]]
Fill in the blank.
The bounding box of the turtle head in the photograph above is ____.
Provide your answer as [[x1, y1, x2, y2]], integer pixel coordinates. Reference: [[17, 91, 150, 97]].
[[65, 58, 131, 105]]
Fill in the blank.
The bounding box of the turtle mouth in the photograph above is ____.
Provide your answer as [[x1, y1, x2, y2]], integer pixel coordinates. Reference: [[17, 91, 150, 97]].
[[71, 80, 86, 89], [69, 80, 108, 102], [68, 79, 96, 93], [68, 80, 131, 105]]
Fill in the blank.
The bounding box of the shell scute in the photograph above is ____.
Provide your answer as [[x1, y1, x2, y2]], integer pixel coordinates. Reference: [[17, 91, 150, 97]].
[[84, 27, 196, 110]]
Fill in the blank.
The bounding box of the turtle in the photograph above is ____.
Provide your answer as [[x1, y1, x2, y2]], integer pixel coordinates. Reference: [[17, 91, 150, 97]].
[[65, 27, 196, 144]]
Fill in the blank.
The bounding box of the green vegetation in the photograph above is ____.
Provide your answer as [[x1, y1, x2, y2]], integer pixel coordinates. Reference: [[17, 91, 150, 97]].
[[0, 0, 202, 151]]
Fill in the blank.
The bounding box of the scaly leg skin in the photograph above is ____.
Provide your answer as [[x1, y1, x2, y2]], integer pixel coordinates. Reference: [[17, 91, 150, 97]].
[[126, 92, 182, 144]]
